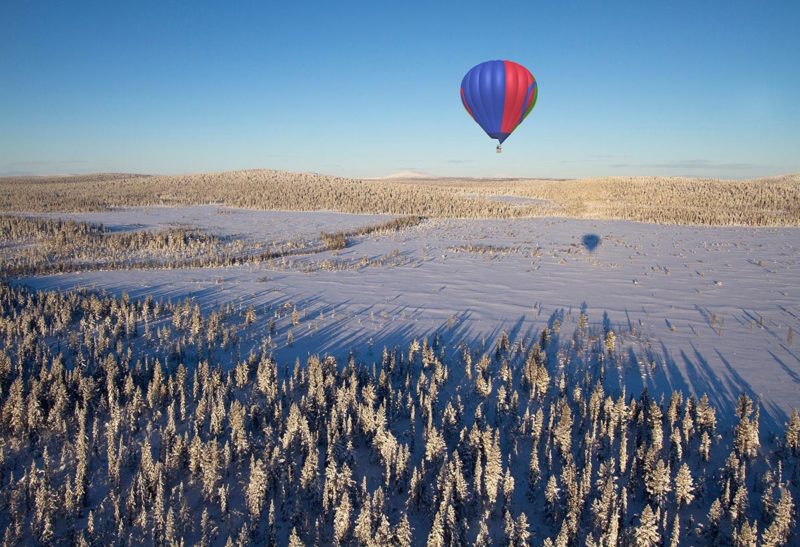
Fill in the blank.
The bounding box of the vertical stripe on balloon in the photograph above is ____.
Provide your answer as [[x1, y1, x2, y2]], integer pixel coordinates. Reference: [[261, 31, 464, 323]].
[[501, 61, 536, 134], [460, 88, 475, 120]]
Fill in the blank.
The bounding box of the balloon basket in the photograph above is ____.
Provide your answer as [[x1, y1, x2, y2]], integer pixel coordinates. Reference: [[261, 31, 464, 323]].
[[496, 145, 502, 154]]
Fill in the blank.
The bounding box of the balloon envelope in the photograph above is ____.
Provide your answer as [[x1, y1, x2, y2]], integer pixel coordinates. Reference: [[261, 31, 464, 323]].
[[460, 60, 538, 144]]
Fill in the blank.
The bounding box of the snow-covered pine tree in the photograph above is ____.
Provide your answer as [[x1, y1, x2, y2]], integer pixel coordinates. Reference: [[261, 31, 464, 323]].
[[762, 487, 795, 546], [634, 505, 660, 547], [674, 463, 695, 508], [785, 409, 800, 455]]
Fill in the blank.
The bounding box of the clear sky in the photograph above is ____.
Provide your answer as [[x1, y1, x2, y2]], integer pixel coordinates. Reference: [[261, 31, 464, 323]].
[[2, 1, 799, 179]]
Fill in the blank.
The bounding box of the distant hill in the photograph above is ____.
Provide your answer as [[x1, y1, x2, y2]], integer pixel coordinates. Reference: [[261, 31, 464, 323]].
[[369, 170, 439, 180]]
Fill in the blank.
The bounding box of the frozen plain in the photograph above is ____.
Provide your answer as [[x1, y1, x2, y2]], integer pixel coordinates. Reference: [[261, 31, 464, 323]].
[[18, 206, 800, 431]]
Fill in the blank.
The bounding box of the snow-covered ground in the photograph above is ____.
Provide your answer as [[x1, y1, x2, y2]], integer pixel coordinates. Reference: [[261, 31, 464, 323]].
[[17, 209, 800, 430]]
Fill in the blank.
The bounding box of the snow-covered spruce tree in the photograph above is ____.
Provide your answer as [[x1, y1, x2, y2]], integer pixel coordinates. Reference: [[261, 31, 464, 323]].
[[733, 394, 760, 460], [644, 458, 671, 506], [732, 518, 758, 547], [633, 504, 660, 547], [761, 487, 795, 546], [669, 513, 680, 547], [332, 491, 351, 545], [674, 462, 695, 508], [784, 409, 800, 456]]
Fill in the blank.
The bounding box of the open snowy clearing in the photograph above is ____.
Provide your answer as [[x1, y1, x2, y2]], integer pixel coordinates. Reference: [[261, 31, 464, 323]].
[[16, 209, 800, 430], [33, 204, 393, 242]]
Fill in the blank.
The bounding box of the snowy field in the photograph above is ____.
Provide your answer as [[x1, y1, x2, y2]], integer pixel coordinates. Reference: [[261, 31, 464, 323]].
[[34, 204, 393, 242], [17, 208, 800, 431]]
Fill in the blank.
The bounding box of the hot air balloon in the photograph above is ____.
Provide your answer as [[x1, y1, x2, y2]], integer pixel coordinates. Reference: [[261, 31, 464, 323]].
[[460, 60, 538, 152]]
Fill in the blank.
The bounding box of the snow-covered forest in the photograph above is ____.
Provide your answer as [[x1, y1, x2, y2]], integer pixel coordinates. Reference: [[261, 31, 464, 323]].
[[0, 281, 797, 546]]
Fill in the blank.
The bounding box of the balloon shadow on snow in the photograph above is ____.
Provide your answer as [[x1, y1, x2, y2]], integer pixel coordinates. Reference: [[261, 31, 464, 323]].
[[582, 234, 601, 252]]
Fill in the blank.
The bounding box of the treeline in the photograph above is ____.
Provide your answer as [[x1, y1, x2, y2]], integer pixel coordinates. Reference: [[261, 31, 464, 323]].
[[3, 170, 799, 226], [0, 282, 798, 545], [458, 175, 800, 226], [0, 215, 249, 277], [0, 171, 543, 219], [0, 215, 422, 278], [320, 215, 424, 250]]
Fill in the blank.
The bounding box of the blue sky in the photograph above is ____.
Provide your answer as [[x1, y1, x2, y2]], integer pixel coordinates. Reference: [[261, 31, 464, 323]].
[[2, 1, 799, 179]]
